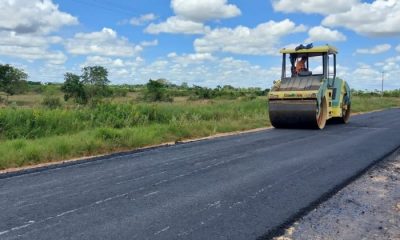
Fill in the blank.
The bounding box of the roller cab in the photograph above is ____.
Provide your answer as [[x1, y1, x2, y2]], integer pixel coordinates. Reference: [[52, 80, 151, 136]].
[[268, 45, 351, 129]]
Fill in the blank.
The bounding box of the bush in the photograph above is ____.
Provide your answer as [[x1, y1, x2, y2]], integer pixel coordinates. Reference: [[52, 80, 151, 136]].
[[29, 84, 45, 94], [142, 79, 173, 102], [112, 87, 129, 97], [192, 85, 215, 99], [42, 96, 62, 109], [241, 94, 257, 101]]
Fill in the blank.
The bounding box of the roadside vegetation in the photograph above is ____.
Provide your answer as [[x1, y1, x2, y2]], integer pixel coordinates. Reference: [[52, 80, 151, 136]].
[[0, 63, 399, 170]]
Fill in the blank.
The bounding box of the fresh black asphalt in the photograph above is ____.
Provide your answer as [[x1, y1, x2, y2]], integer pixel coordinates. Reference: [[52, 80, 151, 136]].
[[1, 109, 399, 240]]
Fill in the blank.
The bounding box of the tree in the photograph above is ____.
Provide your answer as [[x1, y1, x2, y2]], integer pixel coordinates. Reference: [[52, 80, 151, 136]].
[[0, 64, 28, 100], [81, 66, 111, 99], [42, 86, 62, 109], [61, 73, 87, 104], [193, 85, 214, 99], [180, 82, 189, 89], [143, 79, 172, 102]]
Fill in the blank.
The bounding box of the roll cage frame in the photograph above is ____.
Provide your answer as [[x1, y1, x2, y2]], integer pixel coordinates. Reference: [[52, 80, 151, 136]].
[[281, 52, 336, 80]]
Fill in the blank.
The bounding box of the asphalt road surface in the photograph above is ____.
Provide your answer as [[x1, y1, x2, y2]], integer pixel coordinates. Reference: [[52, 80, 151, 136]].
[[1, 109, 400, 240]]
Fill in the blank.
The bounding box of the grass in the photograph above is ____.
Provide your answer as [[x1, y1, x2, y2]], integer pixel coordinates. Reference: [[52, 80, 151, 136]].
[[0, 99, 266, 140], [0, 119, 267, 170], [0, 96, 399, 170], [351, 96, 400, 113]]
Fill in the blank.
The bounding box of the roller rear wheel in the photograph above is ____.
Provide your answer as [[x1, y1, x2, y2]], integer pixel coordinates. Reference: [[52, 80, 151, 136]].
[[340, 101, 351, 123], [316, 97, 327, 129], [330, 95, 351, 124]]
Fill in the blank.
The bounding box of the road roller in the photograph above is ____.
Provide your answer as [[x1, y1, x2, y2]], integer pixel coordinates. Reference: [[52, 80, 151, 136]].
[[268, 45, 351, 129]]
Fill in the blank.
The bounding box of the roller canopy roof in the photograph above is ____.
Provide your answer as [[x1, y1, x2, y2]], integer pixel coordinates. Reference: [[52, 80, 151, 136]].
[[280, 45, 338, 55]]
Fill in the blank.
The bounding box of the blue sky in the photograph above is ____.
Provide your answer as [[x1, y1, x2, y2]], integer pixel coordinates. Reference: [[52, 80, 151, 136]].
[[0, 0, 399, 90]]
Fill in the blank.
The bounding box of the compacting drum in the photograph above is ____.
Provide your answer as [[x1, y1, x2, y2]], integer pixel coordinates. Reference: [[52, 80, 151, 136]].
[[268, 45, 351, 129]]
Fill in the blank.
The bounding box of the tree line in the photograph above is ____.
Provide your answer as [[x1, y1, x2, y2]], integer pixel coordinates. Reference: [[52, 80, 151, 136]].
[[0, 64, 269, 106], [3, 63, 398, 107]]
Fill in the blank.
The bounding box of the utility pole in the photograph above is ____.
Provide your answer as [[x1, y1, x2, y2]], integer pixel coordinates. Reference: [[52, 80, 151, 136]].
[[381, 71, 384, 97]]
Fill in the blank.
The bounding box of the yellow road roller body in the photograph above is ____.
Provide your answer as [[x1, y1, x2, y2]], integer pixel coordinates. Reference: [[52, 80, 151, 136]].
[[268, 45, 351, 129]]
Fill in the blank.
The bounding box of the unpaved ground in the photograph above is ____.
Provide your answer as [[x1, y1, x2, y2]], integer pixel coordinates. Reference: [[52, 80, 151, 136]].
[[275, 150, 400, 240]]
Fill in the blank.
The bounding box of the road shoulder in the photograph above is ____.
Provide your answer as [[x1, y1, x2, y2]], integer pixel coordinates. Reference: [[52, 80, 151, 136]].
[[274, 149, 400, 240]]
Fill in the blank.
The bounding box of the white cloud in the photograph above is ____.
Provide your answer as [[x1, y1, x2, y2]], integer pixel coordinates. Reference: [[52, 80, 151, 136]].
[[355, 44, 391, 54], [130, 13, 157, 26], [65, 28, 142, 57], [343, 61, 399, 90], [272, 0, 358, 15], [145, 16, 210, 35], [86, 56, 123, 67], [0, 0, 77, 64], [140, 39, 159, 47], [136, 56, 280, 88], [168, 52, 178, 58], [309, 61, 400, 89], [171, 0, 241, 22], [322, 0, 400, 37], [194, 19, 306, 55], [351, 63, 400, 89], [36, 63, 67, 82], [0, 31, 66, 64], [168, 52, 216, 64], [0, 31, 61, 47], [0, 45, 66, 65], [0, 0, 78, 34], [306, 26, 346, 43], [374, 56, 400, 74], [78, 53, 280, 88], [396, 44, 400, 52], [352, 66, 381, 86], [273, 0, 400, 37], [145, 0, 240, 35], [81, 56, 145, 83]]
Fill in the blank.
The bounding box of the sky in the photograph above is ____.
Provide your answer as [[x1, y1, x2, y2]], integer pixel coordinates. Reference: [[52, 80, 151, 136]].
[[0, 0, 399, 90]]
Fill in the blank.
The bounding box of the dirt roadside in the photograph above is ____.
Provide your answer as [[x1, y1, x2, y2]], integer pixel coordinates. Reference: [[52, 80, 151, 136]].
[[274, 149, 400, 240]]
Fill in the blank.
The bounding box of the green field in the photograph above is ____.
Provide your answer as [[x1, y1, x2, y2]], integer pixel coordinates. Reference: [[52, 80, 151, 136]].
[[0, 87, 399, 171]]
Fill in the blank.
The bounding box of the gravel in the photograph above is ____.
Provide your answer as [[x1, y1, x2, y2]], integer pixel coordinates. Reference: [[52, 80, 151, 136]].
[[275, 149, 400, 240]]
